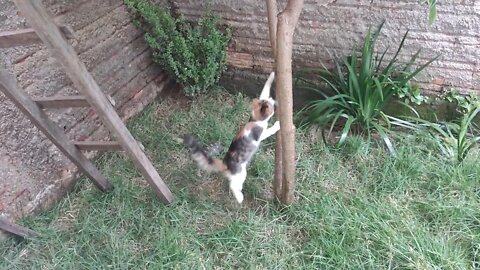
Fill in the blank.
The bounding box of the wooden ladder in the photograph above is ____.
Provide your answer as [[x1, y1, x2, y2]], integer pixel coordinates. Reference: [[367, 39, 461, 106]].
[[0, 0, 173, 238]]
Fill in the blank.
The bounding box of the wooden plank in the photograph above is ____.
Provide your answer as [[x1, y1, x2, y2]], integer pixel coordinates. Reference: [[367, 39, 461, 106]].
[[0, 217, 38, 238], [34, 95, 89, 108], [0, 28, 39, 48], [0, 69, 113, 192], [13, 0, 174, 204], [0, 26, 73, 48], [74, 141, 122, 151]]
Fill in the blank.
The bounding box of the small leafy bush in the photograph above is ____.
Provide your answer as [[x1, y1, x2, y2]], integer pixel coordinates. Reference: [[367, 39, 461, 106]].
[[124, 0, 231, 96], [297, 22, 437, 156], [417, 90, 480, 162]]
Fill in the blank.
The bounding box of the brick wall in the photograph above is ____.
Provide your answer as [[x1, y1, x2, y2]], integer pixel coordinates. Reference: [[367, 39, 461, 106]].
[[0, 0, 169, 226], [169, 0, 479, 99]]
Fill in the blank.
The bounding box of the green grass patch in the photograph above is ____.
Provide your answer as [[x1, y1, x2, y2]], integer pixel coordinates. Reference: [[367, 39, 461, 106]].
[[1, 91, 479, 269]]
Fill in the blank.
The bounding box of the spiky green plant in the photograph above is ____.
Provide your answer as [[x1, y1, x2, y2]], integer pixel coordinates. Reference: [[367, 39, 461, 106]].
[[297, 22, 437, 156], [417, 91, 480, 162]]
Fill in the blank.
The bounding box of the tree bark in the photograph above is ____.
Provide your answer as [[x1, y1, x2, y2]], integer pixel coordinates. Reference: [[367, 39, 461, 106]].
[[265, 0, 283, 201], [275, 0, 303, 204]]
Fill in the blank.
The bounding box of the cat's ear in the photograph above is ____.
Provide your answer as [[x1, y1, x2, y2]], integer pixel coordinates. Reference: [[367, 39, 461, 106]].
[[250, 98, 262, 120], [259, 72, 275, 100], [251, 98, 260, 110]]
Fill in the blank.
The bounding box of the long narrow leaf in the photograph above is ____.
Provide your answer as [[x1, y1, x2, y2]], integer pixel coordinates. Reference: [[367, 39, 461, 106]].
[[371, 122, 397, 157], [373, 78, 385, 103], [392, 100, 420, 118], [402, 55, 440, 83], [328, 109, 346, 138], [360, 27, 374, 90], [387, 115, 419, 130], [428, 0, 437, 25], [379, 112, 392, 129], [344, 60, 363, 109], [375, 46, 390, 74], [403, 50, 421, 73], [383, 30, 409, 75], [338, 115, 355, 145]]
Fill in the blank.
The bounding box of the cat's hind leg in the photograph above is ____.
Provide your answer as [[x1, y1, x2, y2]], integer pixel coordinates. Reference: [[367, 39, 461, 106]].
[[228, 168, 247, 204]]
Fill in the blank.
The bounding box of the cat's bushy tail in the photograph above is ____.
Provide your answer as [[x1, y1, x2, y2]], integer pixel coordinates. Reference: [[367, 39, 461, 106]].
[[183, 134, 227, 173]]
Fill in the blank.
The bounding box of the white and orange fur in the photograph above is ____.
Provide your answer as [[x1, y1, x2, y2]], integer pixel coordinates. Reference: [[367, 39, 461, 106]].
[[183, 72, 280, 203]]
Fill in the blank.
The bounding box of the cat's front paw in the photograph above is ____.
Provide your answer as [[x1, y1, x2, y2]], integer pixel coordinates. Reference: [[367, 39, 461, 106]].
[[269, 71, 275, 80], [272, 121, 280, 132]]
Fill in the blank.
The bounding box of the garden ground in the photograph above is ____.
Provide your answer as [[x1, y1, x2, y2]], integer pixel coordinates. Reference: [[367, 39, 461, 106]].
[[1, 90, 479, 269]]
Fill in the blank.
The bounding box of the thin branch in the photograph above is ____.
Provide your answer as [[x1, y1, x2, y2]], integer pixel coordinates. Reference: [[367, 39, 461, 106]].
[[265, 0, 278, 57]]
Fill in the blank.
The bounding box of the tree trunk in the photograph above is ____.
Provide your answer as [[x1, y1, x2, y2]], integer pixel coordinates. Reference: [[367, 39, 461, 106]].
[[275, 0, 303, 204], [265, 0, 283, 201]]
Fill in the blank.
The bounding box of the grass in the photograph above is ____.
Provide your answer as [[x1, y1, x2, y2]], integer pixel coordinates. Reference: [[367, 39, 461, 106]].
[[1, 90, 479, 269]]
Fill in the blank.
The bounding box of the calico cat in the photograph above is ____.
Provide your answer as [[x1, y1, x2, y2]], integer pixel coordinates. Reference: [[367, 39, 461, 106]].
[[183, 72, 280, 203]]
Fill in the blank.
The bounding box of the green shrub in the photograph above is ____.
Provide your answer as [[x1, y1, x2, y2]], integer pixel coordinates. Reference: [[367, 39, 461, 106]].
[[124, 0, 231, 96], [297, 22, 437, 156]]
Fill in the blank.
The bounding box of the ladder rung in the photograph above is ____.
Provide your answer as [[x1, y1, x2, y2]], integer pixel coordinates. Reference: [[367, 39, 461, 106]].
[[0, 26, 73, 48], [0, 217, 39, 238], [74, 141, 123, 151], [0, 29, 38, 48], [34, 95, 89, 108]]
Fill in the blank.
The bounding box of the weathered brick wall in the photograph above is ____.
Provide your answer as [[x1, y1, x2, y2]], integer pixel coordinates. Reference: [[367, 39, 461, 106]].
[[170, 0, 479, 98], [0, 0, 169, 227]]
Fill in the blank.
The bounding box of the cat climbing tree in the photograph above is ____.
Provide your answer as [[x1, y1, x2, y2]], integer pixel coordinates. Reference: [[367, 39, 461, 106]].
[[0, 0, 173, 238]]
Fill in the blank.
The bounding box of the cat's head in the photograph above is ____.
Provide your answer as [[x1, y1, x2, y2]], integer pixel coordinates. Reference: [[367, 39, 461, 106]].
[[250, 71, 276, 121], [250, 98, 274, 121]]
